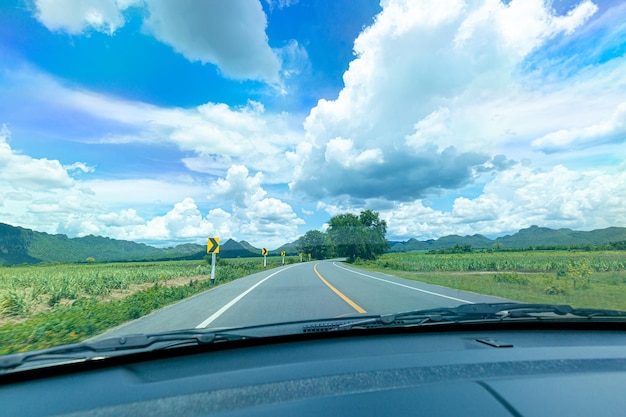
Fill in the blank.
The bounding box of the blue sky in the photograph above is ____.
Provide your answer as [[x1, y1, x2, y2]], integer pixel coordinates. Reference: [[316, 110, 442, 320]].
[[0, 0, 625, 248]]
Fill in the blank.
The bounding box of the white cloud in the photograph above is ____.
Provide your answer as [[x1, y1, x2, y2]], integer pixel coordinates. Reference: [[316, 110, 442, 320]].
[[33, 0, 280, 82], [208, 165, 304, 247], [264, 0, 299, 11], [138, 198, 216, 241], [143, 0, 280, 82], [291, 0, 609, 203], [64, 162, 95, 174], [5, 70, 303, 182], [455, 0, 597, 56], [56, 198, 218, 243], [532, 102, 626, 152], [0, 125, 76, 190], [33, 0, 140, 34], [98, 209, 145, 227], [324, 137, 384, 170], [383, 163, 626, 240]]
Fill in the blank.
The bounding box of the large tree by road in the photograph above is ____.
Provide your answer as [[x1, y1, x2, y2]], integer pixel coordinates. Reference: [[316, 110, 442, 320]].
[[296, 230, 335, 260], [326, 210, 388, 262]]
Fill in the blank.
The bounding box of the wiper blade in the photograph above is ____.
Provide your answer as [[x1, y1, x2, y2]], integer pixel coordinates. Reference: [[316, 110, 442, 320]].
[[334, 303, 626, 330], [0, 329, 252, 373]]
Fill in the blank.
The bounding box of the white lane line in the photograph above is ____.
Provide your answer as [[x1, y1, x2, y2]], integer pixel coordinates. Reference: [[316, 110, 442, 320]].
[[332, 262, 473, 304], [196, 265, 297, 328]]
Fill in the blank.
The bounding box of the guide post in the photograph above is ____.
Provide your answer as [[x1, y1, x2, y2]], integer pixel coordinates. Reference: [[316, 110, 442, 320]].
[[207, 237, 220, 284], [262, 248, 268, 268]]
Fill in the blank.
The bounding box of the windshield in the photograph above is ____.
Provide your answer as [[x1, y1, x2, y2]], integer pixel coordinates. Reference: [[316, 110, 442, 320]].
[[1, 0, 625, 358]]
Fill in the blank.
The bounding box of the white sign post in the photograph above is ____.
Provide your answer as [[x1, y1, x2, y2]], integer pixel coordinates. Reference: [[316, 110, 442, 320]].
[[207, 237, 220, 284], [262, 248, 268, 268]]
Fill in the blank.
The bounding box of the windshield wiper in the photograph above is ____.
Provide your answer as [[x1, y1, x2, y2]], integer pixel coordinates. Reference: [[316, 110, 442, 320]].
[[332, 303, 626, 330], [0, 329, 252, 373]]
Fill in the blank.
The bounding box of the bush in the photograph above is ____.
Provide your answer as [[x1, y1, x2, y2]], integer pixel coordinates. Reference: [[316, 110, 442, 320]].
[[543, 277, 567, 295], [493, 272, 529, 285]]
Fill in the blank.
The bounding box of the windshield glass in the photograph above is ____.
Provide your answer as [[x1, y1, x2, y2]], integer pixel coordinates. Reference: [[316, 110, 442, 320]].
[[1, 0, 625, 357]]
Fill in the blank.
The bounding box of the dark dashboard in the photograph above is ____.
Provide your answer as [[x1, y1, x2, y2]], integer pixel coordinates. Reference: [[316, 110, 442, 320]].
[[2, 325, 625, 417]]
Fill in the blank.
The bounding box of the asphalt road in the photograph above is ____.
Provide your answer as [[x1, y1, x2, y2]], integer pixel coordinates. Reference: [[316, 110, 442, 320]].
[[96, 260, 510, 339]]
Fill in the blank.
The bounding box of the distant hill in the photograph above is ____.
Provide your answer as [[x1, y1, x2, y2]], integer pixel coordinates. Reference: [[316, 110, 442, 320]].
[[272, 241, 299, 256], [219, 239, 261, 258], [3, 222, 624, 266], [494, 226, 626, 248], [0, 223, 275, 265], [389, 226, 626, 252], [0, 223, 208, 265]]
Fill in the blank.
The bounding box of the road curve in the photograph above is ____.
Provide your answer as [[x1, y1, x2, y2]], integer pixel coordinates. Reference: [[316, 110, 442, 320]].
[[95, 260, 511, 339]]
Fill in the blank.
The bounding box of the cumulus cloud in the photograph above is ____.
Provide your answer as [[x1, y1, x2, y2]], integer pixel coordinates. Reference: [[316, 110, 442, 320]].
[[380, 163, 626, 240], [290, 0, 603, 203], [97, 208, 145, 227], [60, 198, 215, 242], [33, 0, 140, 34], [0, 125, 76, 190], [143, 0, 280, 82], [208, 165, 304, 246], [138, 198, 216, 241], [33, 0, 280, 82]]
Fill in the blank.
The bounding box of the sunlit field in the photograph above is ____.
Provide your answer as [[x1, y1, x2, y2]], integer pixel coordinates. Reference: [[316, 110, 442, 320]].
[[0, 258, 288, 354], [356, 251, 626, 311]]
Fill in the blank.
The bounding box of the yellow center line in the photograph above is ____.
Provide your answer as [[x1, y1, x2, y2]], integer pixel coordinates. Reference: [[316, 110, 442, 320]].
[[313, 263, 366, 314]]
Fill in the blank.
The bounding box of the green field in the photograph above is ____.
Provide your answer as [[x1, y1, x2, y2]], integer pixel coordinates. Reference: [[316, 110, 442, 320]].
[[356, 251, 626, 311], [0, 257, 292, 354]]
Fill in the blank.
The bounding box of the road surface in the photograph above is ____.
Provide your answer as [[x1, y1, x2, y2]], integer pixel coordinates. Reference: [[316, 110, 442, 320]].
[[96, 260, 510, 339]]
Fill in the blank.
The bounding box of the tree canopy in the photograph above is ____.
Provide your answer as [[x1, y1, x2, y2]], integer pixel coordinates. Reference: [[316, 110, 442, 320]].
[[296, 230, 334, 260], [326, 210, 388, 262]]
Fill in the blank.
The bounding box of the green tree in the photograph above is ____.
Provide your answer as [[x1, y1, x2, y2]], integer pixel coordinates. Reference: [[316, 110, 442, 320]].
[[326, 210, 388, 262], [296, 230, 334, 260]]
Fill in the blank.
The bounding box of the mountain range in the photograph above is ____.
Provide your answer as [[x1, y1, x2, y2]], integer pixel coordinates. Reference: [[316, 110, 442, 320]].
[[388, 225, 626, 252], [1, 222, 624, 266]]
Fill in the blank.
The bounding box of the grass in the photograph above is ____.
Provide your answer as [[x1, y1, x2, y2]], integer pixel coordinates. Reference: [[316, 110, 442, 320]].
[[355, 251, 626, 311], [0, 259, 273, 355]]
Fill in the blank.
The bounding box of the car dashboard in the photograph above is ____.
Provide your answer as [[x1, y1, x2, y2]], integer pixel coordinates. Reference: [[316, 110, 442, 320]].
[[1, 324, 625, 417]]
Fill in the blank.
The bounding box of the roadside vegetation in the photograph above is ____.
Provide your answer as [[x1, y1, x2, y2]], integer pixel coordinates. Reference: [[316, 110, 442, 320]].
[[354, 251, 626, 311], [297, 210, 388, 262], [0, 258, 285, 355]]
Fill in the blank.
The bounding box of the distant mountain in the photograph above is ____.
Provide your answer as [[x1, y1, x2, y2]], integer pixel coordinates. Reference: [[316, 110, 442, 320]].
[[271, 241, 299, 256], [219, 239, 261, 258], [3, 222, 624, 266], [389, 226, 626, 252], [494, 226, 626, 248], [0, 223, 285, 265], [0, 223, 210, 265], [238, 240, 261, 254], [0, 223, 40, 265], [389, 234, 493, 252]]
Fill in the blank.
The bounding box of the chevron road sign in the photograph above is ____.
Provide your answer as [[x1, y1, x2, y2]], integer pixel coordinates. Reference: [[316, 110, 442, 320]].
[[207, 237, 220, 283], [207, 237, 220, 254]]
